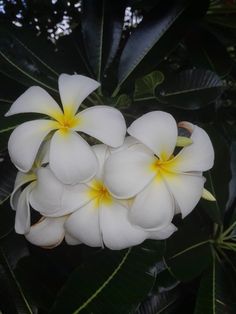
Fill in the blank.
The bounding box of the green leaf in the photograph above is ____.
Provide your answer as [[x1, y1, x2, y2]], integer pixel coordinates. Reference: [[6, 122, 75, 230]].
[[194, 254, 236, 314], [115, 0, 209, 93], [201, 125, 231, 221], [0, 233, 36, 314], [206, 16, 236, 29], [81, 0, 126, 82], [136, 288, 181, 314], [185, 26, 232, 77], [50, 241, 165, 314], [165, 211, 212, 282], [134, 71, 164, 101], [0, 25, 58, 93], [156, 69, 224, 109], [0, 153, 16, 204]]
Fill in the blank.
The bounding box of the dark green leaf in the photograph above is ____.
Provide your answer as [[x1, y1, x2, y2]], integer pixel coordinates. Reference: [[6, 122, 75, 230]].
[[202, 125, 231, 219], [157, 69, 224, 109], [165, 211, 212, 281], [0, 25, 58, 93], [194, 254, 236, 314], [134, 71, 164, 101], [81, 0, 126, 82], [186, 26, 232, 77], [116, 0, 209, 93], [0, 233, 36, 314], [136, 288, 181, 314], [0, 153, 16, 204], [51, 241, 165, 314]]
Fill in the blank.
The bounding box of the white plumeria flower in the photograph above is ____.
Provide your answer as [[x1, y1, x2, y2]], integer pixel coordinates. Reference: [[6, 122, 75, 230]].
[[6, 74, 126, 184], [104, 111, 214, 230], [63, 143, 177, 250]]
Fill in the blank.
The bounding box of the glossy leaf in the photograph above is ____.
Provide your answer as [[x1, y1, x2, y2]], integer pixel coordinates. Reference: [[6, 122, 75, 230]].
[[136, 288, 180, 314], [165, 211, 212, 282], [0, 233, 36, 314], [0, 25, 58, 93], [202, 125, 231, 220], [157, 69, 224, 109], [0, 152, 16, 204], [116, 0, 209, 93], [81, 0, 126, 82], [194, 254, 236, 314], [50, 241, 165, 314], [134, 71, 164, 101], [186, 26, 232, 77]]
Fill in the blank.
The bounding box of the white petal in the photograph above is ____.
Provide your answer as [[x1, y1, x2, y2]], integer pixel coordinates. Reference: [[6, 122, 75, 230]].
[[163, 172, 205, 218], [25, 216, 66, 248], [129, 177, 174, 230], [15, 183, 35, 234], [8, 120, 56, 172], [65, 233, 82, 246], [49, 130, 98, 184], [149, 223, 177, 240], [59, 74, 100, 115], [104, 149, 156, 199], [100, 202, 147, 250], [5, 86, 62, 119], [30, 167, 91, 217], [128, 111, 178, 159], [10, 171, 36, 210], [172, 123, 214, 172], [92, 144, 110, 180], [76, 106, 126, 147], [65, 201, 102, 247]]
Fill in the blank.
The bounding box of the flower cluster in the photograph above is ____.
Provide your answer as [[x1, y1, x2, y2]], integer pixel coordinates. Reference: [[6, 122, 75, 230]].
[[7, 74, 215, 250]]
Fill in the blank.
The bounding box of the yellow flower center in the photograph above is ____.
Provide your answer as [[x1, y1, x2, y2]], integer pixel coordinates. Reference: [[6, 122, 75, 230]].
[[49, 106, 81, 135], [150, 153, 179, 179], [88, 180, 113, 208]]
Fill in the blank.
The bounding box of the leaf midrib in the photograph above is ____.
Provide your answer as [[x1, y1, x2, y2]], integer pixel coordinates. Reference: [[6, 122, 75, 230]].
[[72, 248, 131, 314]]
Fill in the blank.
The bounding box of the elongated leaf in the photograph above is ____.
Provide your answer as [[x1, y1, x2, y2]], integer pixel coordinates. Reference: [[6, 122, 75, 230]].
[[165, 211, 212, 281], [0, 233, 36, 314], [186, 26, 232, 77], [202, 125, 231, 219], [134, 71, 164, 100], [157, 69, 224, 109], [116, 0, 209, 93], [81, 0, 126, 82], [50, 241, 165, 314], [0, 152, 16, 204], [0, 25, 58, 93], [194, 254, 236, 314], [136, 288, 181, 314]]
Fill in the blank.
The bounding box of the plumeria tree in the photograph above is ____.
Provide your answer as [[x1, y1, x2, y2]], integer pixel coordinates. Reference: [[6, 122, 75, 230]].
[[0, 0, 236, 313]]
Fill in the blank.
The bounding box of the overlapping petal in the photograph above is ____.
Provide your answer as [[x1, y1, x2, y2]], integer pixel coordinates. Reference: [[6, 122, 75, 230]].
[[5, 86, 63, 119], [170, 123, 214, 172], [100, 202, 147, 250], [76, 106, 126, 147], [149, 223, 177, 240], [59, 74, 100, 115], [104, 149, 156, 199], [163, 172, 205, 218], [30, 167, 91, 217], [49, 130, 98, 184], [15, 183, 35, 234], [129, 177, 175, 230], [65, 201, 102, 247], [128, 111, 178, 159], [8, 120, 56, 172], [25, 216, 66, 248], [10, 171, 36, 210]]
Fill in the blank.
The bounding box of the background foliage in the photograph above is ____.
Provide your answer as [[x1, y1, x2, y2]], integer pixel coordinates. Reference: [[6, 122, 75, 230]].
[[0, 0, 236, 313]]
